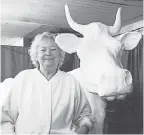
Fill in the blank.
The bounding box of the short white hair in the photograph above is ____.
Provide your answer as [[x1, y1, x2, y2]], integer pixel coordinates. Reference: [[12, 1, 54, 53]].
[[28, 32, 65, 68]]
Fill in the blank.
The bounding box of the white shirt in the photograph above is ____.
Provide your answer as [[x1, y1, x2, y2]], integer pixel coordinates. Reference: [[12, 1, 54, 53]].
[[1, 69, 92, 134]]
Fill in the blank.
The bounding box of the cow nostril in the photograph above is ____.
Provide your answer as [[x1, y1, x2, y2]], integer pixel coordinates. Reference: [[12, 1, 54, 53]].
[[125, 70, 132, 85]]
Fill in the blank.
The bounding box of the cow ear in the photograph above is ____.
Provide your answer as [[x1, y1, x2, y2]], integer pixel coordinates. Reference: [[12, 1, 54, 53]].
[[55, 34, 81, 54], [119, 32, 142, 50]]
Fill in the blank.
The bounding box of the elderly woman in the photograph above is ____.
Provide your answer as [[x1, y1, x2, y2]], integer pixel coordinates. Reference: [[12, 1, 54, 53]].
[[1, 32, 93, 134]]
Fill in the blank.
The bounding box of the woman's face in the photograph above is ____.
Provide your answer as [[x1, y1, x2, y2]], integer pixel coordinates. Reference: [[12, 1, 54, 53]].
[[36, 37, 60, 70]]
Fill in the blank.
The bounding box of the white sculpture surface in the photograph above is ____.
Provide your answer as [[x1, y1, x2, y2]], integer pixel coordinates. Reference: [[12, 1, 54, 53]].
[[55, 4, 142, 133]]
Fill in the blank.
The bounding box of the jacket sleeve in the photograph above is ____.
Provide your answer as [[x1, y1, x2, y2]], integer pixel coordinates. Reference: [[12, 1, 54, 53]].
[[73, 81, 93, 131], [0, 72, 24, 134]]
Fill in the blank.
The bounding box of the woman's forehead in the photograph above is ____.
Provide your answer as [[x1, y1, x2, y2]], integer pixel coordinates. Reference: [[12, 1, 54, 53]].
[[38, 36, 58, 48]]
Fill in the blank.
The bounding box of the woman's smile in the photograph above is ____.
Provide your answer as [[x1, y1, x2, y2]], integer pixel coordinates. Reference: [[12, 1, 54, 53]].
[[44, 57, 54, 60]]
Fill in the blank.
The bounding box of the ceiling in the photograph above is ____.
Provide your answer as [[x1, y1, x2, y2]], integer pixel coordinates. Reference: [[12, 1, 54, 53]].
[[1, 0, 143, 45]]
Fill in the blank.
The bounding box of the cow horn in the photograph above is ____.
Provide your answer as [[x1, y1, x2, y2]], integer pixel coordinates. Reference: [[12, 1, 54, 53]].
[[65, 4, 85, 34], [108, 7, 122, 36]]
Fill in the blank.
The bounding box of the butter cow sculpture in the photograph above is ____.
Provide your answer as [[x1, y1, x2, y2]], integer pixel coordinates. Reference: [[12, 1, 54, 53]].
[[55, 4, 142, 133]]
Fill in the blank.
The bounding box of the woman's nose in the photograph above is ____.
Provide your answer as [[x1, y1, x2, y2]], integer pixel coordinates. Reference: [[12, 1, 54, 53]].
[[45, 49, 51, 55]]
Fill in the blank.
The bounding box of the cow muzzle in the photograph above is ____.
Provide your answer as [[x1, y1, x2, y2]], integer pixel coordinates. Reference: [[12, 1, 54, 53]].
[[124, 69, 132, 86], [102, 69, 133, 101], [116, 69, 133, 100]]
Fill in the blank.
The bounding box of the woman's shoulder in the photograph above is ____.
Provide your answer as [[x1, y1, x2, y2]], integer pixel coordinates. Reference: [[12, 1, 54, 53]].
[[59, 70, 75, 78], [15, 68, 35, 79], [59, 70, 80, 85]]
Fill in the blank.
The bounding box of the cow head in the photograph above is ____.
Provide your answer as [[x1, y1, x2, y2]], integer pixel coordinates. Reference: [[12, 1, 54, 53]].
[[55, 5, 142, 100]]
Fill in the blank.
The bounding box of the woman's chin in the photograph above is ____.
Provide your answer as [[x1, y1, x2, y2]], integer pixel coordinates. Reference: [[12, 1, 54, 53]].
[[44, 63, 57, 69]]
